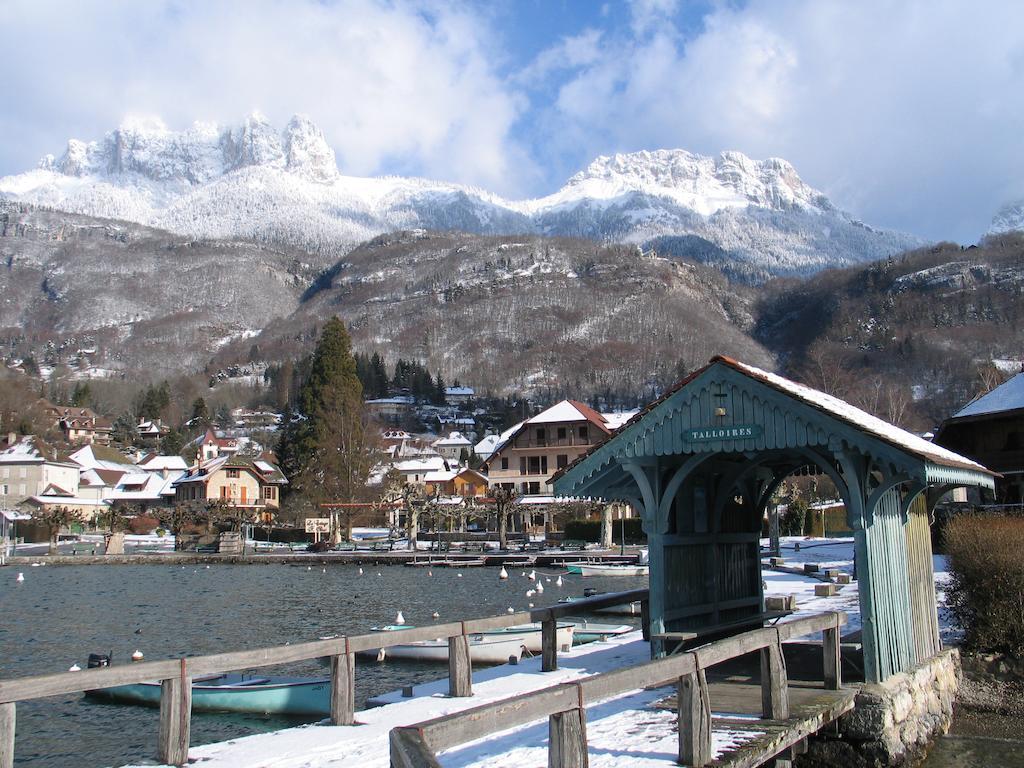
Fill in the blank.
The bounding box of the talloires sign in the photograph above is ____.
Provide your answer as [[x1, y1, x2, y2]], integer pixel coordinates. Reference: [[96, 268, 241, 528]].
[[304, 517, 331, 534], [687, 425, 763, 443]]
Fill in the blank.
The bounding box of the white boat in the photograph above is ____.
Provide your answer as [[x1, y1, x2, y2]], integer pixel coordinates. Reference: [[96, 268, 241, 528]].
[[566, 563, 649, 577], [357, 627, 529, 664], [558, 596, 643, 616], [479, 622, 574, 653], [561, 618, 635, 644]]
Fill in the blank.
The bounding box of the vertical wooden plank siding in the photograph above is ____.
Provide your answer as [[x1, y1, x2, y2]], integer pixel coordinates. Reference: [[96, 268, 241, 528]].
[[905, 494, 941, 661], [860, 487, 915, 680], [0, 703, 14, 768]]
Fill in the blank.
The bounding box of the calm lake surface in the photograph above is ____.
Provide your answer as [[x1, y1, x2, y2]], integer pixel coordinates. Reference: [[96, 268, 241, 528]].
[[0, 562, 642, 768]]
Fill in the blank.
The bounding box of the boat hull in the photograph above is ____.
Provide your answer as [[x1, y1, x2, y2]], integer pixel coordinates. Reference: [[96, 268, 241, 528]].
[[566, 564, 649, 577], [356, 634, 528, 664], [85, 674, 331, 716], [479, 623, 574, 653]]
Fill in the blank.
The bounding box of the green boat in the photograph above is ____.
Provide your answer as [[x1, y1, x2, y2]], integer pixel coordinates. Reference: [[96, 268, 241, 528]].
[[85, 672, 331, 716]]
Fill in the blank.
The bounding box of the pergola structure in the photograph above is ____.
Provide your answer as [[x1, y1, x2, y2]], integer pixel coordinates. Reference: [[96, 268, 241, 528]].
[[553, 356, 996, 683]]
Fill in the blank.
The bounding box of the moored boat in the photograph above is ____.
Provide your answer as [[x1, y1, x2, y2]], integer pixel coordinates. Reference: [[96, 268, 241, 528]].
[[565, 563, 649, 577], [561, 618, 635, 644], [357, 627, 529, 664], [85, 673, 331, 715], [558, 595, 644, 615], [478, 622, 574, 652]]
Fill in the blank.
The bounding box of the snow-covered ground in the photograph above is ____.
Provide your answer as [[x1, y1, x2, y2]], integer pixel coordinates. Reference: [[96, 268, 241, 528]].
[[128, 538, 867, 768]]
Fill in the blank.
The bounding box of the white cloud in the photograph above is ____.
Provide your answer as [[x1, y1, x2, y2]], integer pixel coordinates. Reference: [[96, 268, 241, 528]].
[[0, 0, 531, 195], [530, 0, 1024, 241]]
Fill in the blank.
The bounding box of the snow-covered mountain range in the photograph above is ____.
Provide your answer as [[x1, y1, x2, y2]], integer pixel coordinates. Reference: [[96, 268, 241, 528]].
[[988, 200, 1024, 235], [0, 113, 918, 279]]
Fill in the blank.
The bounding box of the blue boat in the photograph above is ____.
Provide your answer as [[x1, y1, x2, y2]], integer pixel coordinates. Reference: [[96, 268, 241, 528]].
[[85, 673, 331, 716]]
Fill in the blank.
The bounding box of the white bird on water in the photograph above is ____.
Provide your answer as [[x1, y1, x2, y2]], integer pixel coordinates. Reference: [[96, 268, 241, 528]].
[[68, 663, 81, 672], [432, 611, 440, 619], [536, 582, 544, 594], [395, 611, 405, 625], [527, 570, 536, 581], [526, 589, 535, 597], [16, 572, 24, 583], [358, 567, 363, 575], [307, 566, 312, 571], [556, 576, 563, 587], [507, 606, 515, 614], [131, 650, 144, 662], [457, 573, 463, 578], [498, 566, 509, 580]]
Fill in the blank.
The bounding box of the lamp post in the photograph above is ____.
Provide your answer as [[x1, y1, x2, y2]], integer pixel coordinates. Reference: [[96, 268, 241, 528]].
[[619, 505, 625, 557]]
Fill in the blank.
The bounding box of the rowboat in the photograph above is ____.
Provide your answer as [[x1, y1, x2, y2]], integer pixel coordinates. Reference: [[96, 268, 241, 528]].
[[558, 595, 643, 615], [478, 622, 574, 652], [566, 563, 649, 577], [561, 618, 635, 644], [85, 673, 331, 715], [357, 626, 529, 664]]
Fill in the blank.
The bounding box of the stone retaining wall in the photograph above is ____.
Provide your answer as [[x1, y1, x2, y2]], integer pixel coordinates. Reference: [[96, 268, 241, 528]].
[[801, 648, 960, 767]]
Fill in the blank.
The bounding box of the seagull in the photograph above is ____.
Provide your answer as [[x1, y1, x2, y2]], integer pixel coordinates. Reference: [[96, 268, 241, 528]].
[[556, 576, 563, 587], [68, 663, 81, 672], [457, 573, 463, 578], [528, 570, 536, 581], [498, 567, 509, 580], [395, 611, 405, 625], [358, 567, 364, 575], [432, 611, 440, 619], [536, 582, 544, 594], [507, 606, 515, 614], [131, 650, 144, 661], [526, 589, 535, 597], [15, 573, 24, 583]]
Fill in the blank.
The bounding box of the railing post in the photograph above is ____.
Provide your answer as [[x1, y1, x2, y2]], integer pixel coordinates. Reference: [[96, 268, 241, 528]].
[[330, 639, 356, 725], [157, 659, 192, 766], [389, 726, 442, 768], [640, 599, 650, 642], [0, 702, 14, 768], [448, 624, 472, 697], [677, 657, 711, 768], [823, 613, 841, 690], [760, 630, 789, 720], [542, 612, 559, 672], [548, 689, 588, 768]]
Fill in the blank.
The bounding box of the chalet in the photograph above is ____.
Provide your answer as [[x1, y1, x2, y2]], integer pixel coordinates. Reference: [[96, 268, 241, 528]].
[[194, 429, 240, 462], [424, 467, 489, 498], [365, 396, 414, 422], [172, 454, 287, 516], [393, 456, 450, 485], [482, 400, 614, 497], [444, 386, 475, 405], [137, 419, 170, 441], [935, 371, 1024, 504], [58, 407, 113, 445]]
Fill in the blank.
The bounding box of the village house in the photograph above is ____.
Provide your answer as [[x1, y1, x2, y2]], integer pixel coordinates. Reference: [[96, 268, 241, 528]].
[[194, 428, 241, 462], [431, 431, 473, 461], [482, 400, 615, 497], [935, 370, 1024, 504], [0, 434, 81, 505], [172, 454, 287, 520], [392, 455, 450, 486], [137, 418, 171, 441], [57, 407, 113, 445], [443, 385, 475, 405], [365, 396, 414, 423], [423, 467, 489, 498]]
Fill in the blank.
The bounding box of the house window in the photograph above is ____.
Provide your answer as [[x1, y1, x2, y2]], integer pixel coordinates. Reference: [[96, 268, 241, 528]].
[[19, 467, 27, 479], [226, 468, 240, 478], [528, 481, 540, 494], [500, 457, 509, 470], [263, 486, 275, 500], [520, 457, 527, 475], [578, 425, 589, 441], [557, 454, 568, 469], [536, 428, 546, 445], [557, 427, 567, 441], [528, 456, 541, 474], [221, 486, 229, 499]]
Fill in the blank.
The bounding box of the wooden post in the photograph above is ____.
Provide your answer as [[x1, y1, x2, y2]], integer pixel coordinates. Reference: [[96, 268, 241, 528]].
[[389, 727, 442, 768], [330, 647, 356, 725], [760, 632, 789, 720], [640, 599, 650, 642], [677, 666, 711, 767], [157, 660, 192, 766], [542, 615, 559, 672], [0, 702, 14, 768], [448, 631, 472, 697], [548, 708, 588, 768], [823, 615, 841, 690]]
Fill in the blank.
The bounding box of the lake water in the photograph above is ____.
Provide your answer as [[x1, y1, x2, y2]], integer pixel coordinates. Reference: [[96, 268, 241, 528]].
[[0, 562, 642, 768]]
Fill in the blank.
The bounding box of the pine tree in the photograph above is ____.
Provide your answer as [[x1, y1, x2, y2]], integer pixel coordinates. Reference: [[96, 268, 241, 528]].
[[291, 317, 375, 540], [191, 397, 210, 425]]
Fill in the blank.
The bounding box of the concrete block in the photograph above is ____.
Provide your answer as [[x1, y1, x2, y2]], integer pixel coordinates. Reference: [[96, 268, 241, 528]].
[[814, 583, 839, 597], [765, 594, 797, 611], [769, 556, 785, 567], [803, 563, 819, 574], [836, 573, 852, 585], [824, 568, 841, 579]]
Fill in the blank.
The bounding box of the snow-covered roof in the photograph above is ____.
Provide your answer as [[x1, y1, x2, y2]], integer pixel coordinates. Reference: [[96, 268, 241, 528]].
[[394, 456, 449, 473], [0, 436, 46, 464], [137, 454, 189, 471], [601, 410, 640, 430], [27, 494, 109, 507], [366, 396, 415, 405], [0, 509, 31, 521], [527, 400, 609, 428], [423, 470, 457, 483], [432, 431, 472, 447], [474, 434, 503, 457], [951, 372, 1024, 420], [728, 359, 992, 474], [444, 386, 474, 396], [516, 495, 582, 505], [68, 444, 135, 472]]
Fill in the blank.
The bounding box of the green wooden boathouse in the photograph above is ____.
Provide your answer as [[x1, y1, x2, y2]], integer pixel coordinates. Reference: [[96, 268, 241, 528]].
[[553, 356, 996, 683]]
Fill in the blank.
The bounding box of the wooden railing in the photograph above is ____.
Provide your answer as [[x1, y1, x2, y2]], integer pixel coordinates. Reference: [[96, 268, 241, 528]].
[[390, 611, 847, 768], [0, 588, 648, 768]]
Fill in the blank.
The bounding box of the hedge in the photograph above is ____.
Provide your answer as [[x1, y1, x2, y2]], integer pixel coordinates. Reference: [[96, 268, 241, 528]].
[[563, 518, 647, 544], [944, 513, 1024, 657]]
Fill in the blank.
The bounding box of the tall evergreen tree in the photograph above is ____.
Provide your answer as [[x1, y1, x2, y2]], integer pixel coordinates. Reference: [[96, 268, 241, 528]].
[[289, 317, 374, 540]]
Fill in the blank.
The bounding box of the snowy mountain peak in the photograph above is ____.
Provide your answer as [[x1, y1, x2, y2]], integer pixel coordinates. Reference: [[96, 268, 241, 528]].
[[554, 148, 829, 215], [283, 114, 338, 182], [988, 199, 1024, 235]]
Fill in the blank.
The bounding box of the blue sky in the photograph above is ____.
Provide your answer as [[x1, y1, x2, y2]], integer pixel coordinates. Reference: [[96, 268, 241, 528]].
[[2, 0, 1024, 243]]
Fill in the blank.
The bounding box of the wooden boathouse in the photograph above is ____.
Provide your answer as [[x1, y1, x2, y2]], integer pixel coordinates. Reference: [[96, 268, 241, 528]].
[[553, 356, 996, 683]]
